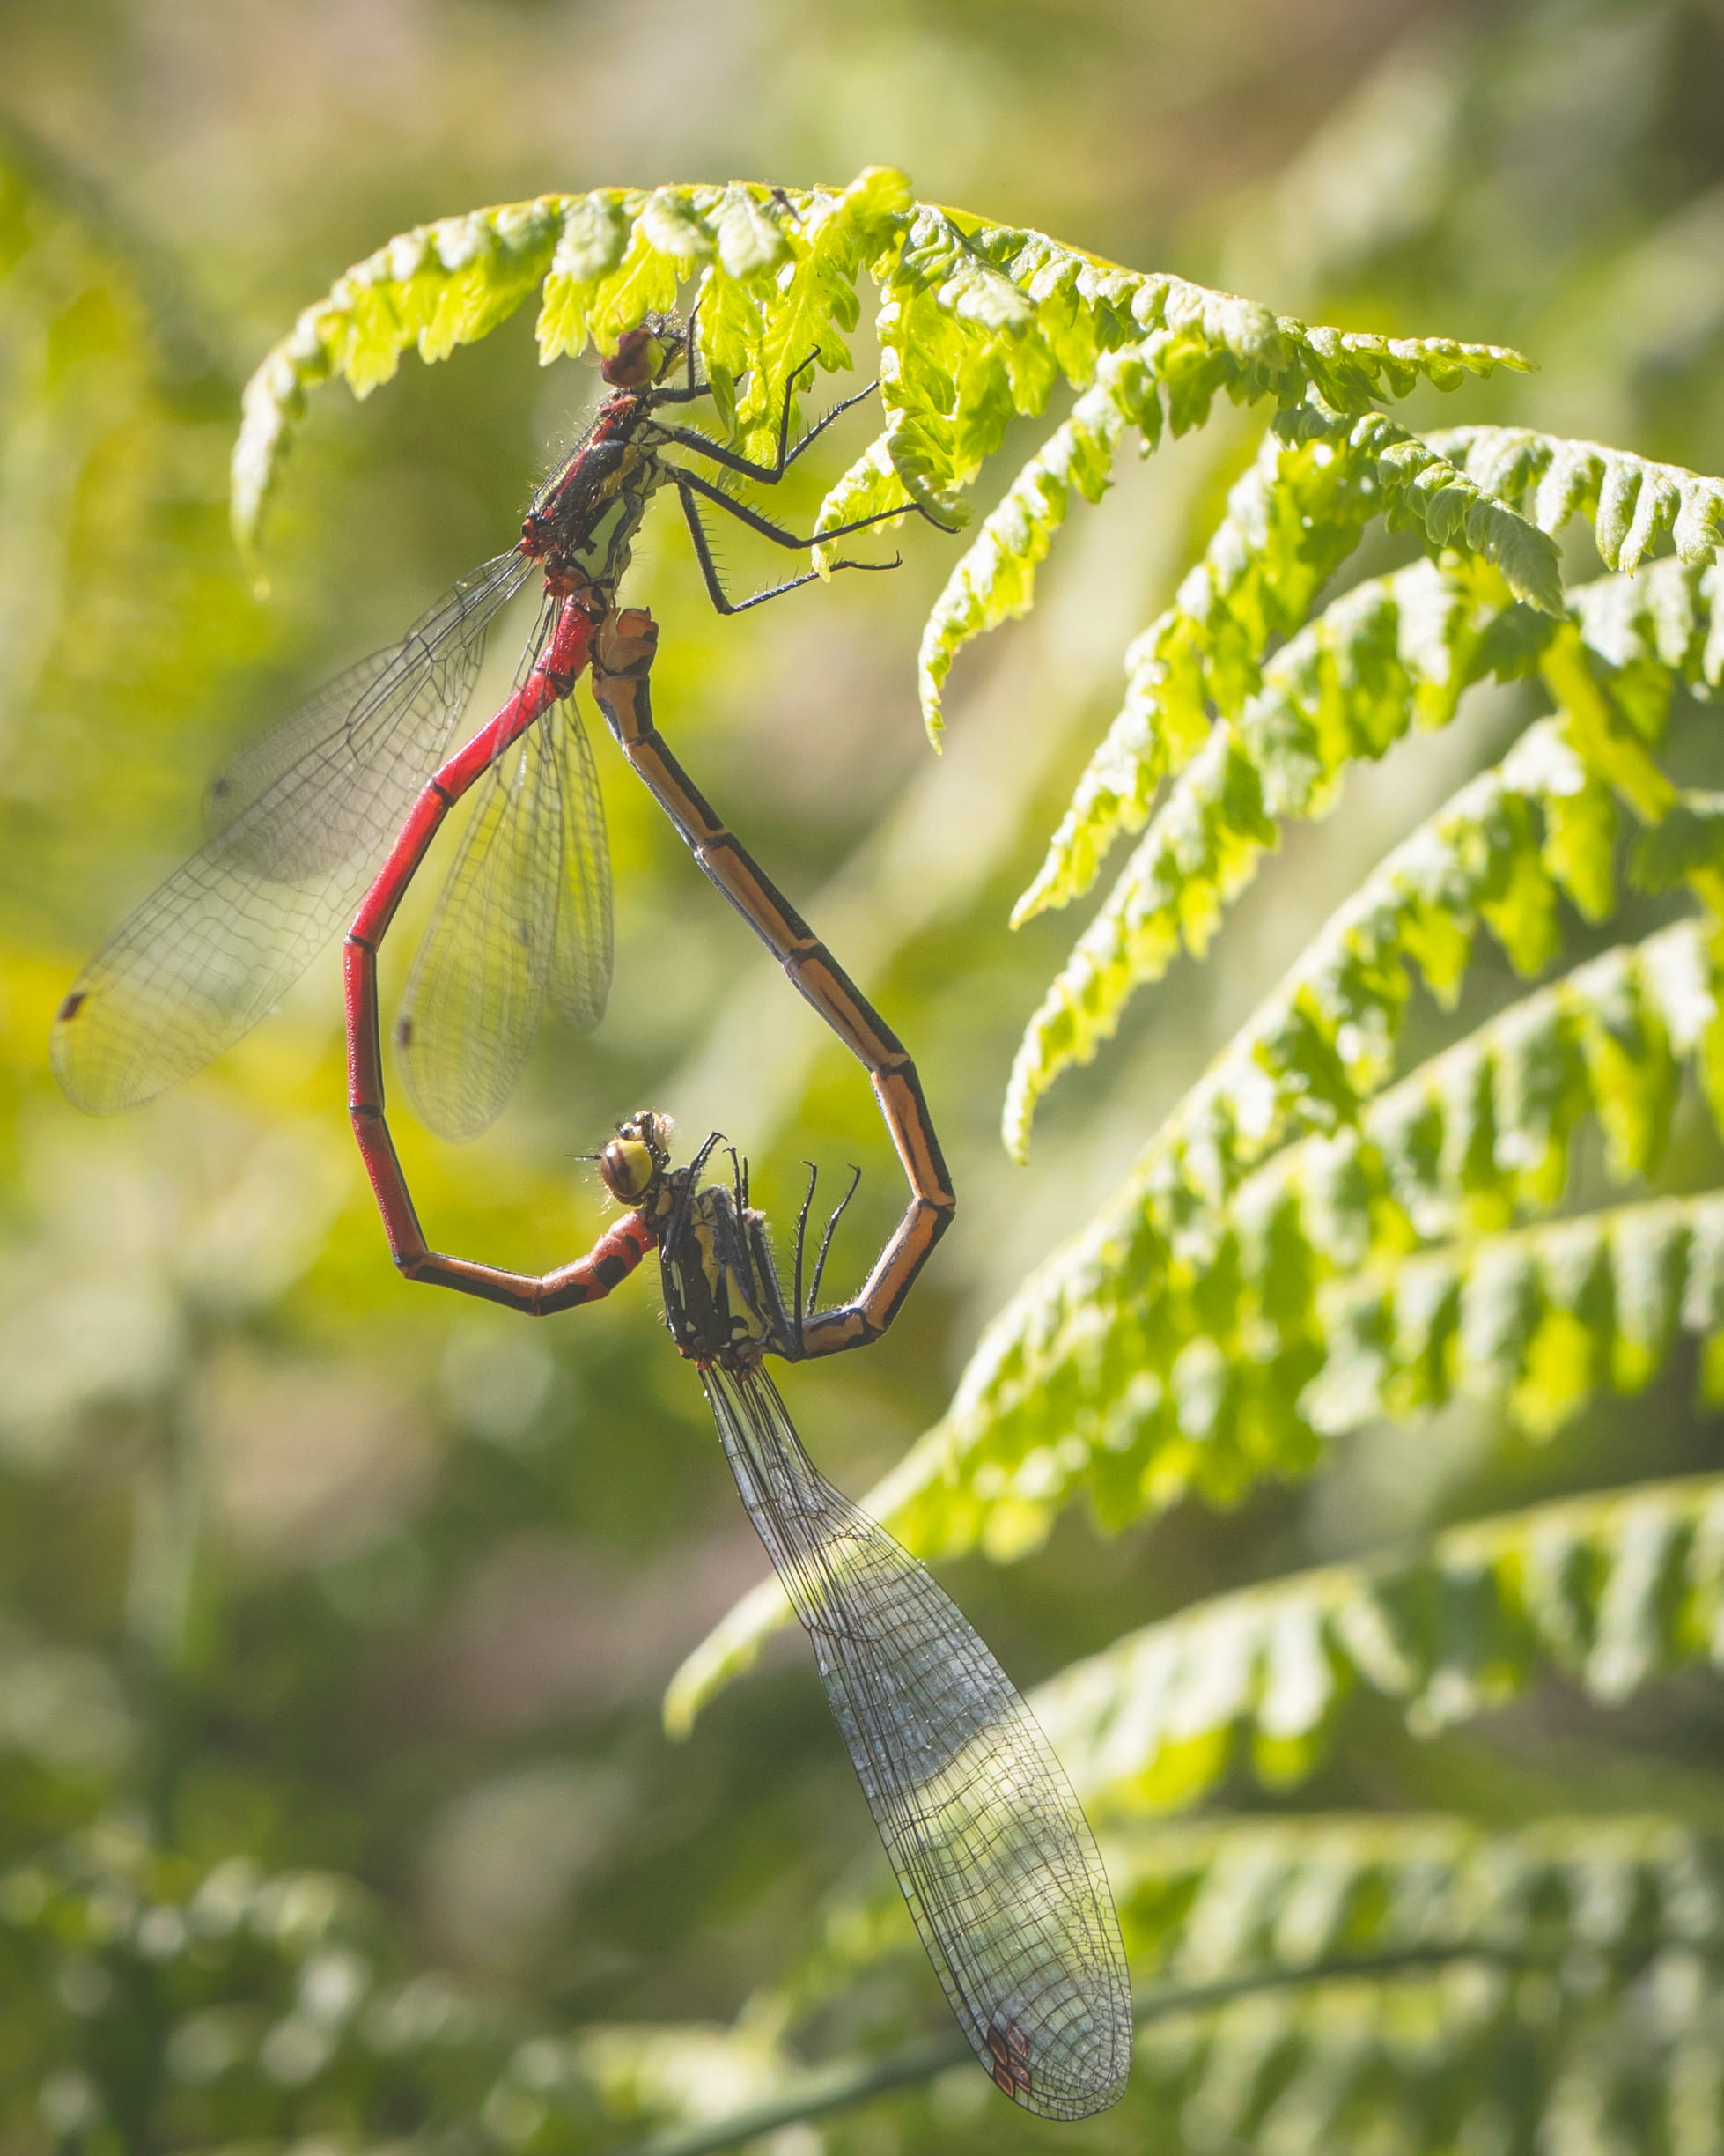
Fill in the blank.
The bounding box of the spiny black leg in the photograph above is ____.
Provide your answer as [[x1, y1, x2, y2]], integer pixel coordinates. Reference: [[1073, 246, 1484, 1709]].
[[674, 465, 917, 553], [681, 298, 702, 394], [674, 479, 900, 616], [792, 1163, 819, 1332], [807, 1166, 862, 1318], [688, 1130, 727, 1184], [655, 379, 874, 485], [763, 351, 814, 480]]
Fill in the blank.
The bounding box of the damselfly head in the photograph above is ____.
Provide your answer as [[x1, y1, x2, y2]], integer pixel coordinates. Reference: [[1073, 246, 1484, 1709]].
[[597, 1110, 674, 1207], [600, 315, 684, 389]]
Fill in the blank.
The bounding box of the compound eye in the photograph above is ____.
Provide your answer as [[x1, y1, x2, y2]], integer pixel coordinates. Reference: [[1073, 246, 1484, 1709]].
[[600, 328, 661, 388], [599, 1136, 656, 1204]]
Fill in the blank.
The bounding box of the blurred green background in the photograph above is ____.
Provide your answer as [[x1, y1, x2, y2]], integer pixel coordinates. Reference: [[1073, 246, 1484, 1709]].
[[5, 0, 1724, 2147]]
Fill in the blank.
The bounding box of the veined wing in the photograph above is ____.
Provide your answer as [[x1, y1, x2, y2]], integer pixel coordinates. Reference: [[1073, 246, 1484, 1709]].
[[549, 696, 612, 1033], [205, 650, 402, 860], [394, 689, 611, 1141], [53, 552, 532, 1113], [701, 1362, 1132, 2122]]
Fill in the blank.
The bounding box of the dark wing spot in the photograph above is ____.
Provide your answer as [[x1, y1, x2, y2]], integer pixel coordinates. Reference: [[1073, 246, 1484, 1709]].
[[394, 1017, 414, 1046], [57, 991, 85, 1023], [986, 2018, 1033, 2099]]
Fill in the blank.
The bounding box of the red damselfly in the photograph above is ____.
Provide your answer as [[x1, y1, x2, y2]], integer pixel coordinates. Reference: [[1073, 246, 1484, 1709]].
[[54, 318, 923, 1140], [489, 1110, 1131, 2118]]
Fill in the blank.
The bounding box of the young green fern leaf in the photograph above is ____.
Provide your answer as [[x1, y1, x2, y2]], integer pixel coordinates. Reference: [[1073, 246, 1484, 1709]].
[[1003, 557, 1532, 1157], [915, 340, 1168, 742], [1011, 430, 1418, 922], [231, 168, 1530, 606], [1130, 1952, 1716, 2156], [1007, 546, 1724, 1155], [232, 169, 908, 565], [782, 1809, 1718, 2014], [1013, 432, 1723, 938], [1116, 1813, 1724, 1984], [1235, 912, 1722, 1297], [1032, 1473, 1724, 1818], [1306, 1185, 1724, 1439], [1010, 423, 1562, 935], [1429, 425, 1724, 572]]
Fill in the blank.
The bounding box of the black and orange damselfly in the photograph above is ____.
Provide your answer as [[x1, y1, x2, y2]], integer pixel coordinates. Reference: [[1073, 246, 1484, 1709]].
[[373, 1104, 1133, 2121]]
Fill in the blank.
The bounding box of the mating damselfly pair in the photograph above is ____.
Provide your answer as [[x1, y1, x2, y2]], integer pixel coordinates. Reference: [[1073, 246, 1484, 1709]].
[[54, 313, 1134, 2118]]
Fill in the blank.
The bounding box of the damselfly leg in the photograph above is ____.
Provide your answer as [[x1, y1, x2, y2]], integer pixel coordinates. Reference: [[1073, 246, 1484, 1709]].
[[792, 1162, 862, 1330], [590, 609, 954, 1351]]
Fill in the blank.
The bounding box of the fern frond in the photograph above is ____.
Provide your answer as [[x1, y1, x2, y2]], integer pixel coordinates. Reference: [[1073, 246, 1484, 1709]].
[[1305, 1186, 1724, 1439], [1007, 544, 1724, 1152], [1033, 1474, 1724, 1816], [233, 173, 1529, 602], [722, 166, 910, 462], [1118, 1813, 1721, 1982], [232, 175, 888, 561], [785, 1811, 1717, 2012], [1432, 425, 1724, 572], [1003, 558, 1531, 1151], [1006, 703, 1616, 1186], [1129, 1953, 1722, 2156], [1230, 917, 1721, 1359], [1012, 425, 1396, 919], [1308, 406, 1566, 614], [1124, 277, 1527, 427], [233, 193, 576, 558], [860, 206, 1052, 531], [909, 341, 1543, 744], [915, 340, 1168, 741]]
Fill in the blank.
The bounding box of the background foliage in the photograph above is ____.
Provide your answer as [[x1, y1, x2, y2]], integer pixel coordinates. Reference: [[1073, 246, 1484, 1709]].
[[8, 1, 1724, 2151]]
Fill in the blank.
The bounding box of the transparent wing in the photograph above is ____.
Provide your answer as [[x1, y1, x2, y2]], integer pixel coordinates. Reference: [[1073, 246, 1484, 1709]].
[[702, 1362, 1132, 2122], [393, 672, 611, 1142], [549, 696, 613, 1033], [53, 553, 532, 1113], [394, 715, 564, 1142], [204, 650, 402, 852]]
